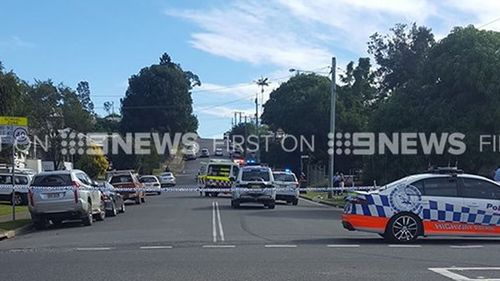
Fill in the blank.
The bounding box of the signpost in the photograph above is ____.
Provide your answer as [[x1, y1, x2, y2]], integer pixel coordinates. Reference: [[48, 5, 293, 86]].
[[0, 116, 28, 221]]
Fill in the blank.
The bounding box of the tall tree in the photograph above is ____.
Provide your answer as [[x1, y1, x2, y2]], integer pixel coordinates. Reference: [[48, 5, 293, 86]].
[[120, 53, 199, 133], [76, 81, 95, 113]]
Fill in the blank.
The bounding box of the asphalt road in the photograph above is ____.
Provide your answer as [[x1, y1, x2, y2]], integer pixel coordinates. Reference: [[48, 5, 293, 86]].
[[1, 139, 500, 281]]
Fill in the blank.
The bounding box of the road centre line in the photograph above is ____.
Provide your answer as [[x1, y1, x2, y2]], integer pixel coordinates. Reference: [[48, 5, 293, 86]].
[[215, 201, 225, 242], [212, 201, 217, 243]]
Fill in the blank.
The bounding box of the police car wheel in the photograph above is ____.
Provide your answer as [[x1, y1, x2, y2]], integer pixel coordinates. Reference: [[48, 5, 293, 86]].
[[386, 213, 421, 243], [231, 200, 239, 208]]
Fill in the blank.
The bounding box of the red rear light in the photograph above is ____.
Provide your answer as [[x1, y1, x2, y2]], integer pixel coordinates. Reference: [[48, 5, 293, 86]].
[[72, 181, 80, 203], [350, 197, 368, 205], [28, 189, 34, 206]]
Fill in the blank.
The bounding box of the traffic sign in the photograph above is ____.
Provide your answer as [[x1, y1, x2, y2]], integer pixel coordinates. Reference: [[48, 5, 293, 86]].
[[0, 116, 29, 144]]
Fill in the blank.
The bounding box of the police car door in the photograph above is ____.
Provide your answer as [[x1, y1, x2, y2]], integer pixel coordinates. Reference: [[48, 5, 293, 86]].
[[458, 176, 500, 235], [418, 176, 463, 235]]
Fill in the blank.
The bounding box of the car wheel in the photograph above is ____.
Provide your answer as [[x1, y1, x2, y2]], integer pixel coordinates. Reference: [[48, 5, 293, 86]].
[[10, 192, 23, 206], [33, 216, 47, 230], [385, 213, 421, 243], [51, 219, 63, 226], [119, 202, 126, 213], [231, 200, 239, 209], [82, 206, 93, 226], [157, 191, 162, 195], [292, 199, 299, 206], [135, 196, 141, 205], [107, 202, 117, 217], [267, 202, 276, 209], [141, 195, 146, 203]]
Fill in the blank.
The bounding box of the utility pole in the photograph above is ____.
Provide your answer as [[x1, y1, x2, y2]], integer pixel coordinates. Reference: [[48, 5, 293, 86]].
[[238, 112, 242, 125], [234, 112, 238, 126], [329, 57, 337, 197], [255, 77, 270, 163]]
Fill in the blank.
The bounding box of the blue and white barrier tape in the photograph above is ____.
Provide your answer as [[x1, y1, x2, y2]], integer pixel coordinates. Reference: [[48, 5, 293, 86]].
[[0, 184, 378, 193]]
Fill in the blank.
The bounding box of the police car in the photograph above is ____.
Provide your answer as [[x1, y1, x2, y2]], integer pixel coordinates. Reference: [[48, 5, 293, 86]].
[[342, 168, 500, 243]]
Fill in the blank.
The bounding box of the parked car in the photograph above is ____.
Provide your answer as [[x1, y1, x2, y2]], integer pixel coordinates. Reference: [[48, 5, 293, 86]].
[[108, 170, 145, 204], [343, 167, 500, 243], [0, 171, 32, 205], [159, 172, 176, 187], [231, 165, 276, 209], [98, 181, 125, 216], [139, 175, 162, 195], [200, 148, 210, 158], [28, 170, 105, 229], [273, 170, 299, 205]]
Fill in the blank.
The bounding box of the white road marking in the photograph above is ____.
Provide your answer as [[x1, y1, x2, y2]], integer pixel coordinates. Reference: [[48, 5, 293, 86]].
[[388, 244, 422, 248], [202, 245, 236, 248], [139, 246, 173, 249], [450, 245, 484, 249], [327, 244, 360, 248], [265, 245, 298, 248], [215, 201, 225, 242], [212, 201, 217, 243], [76, 247, 113, 251], [429, 267, 500, 281]]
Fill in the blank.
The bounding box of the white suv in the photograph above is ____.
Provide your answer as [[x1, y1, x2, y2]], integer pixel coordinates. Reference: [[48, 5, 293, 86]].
[[0, 172, 32, 205], [29, 170, 105, 229], [231, 165, 276, 209]]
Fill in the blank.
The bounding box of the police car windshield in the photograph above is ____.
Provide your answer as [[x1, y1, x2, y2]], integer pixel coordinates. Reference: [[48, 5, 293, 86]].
[[273, 173, 296, 182], [242, 169, 270, 181], [376, 177, 410, 191]]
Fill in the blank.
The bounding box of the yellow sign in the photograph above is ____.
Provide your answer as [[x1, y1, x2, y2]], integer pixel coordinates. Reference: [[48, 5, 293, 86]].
[[0, 116, 28, 126]]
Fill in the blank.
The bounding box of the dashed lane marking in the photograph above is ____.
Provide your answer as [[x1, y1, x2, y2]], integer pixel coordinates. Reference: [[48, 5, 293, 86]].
[[139, 246, 173, 249], [202, 245, 236, 248], [388, 244, 422, 248], [264, 245, 298, 248], [327, 244, 360, 248], [449, 245, 484, 249], [429, 267, 500, 281], [75, 247, 113, 251]]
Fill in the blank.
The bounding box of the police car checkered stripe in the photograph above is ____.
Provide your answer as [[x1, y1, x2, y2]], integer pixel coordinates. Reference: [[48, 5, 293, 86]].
[[422, 200, 500, 226], [347, 194, 500, 227]]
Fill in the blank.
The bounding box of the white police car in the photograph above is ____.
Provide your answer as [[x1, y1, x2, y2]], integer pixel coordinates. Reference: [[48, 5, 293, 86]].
[[342, 168, 500, 242], [231, 165, 276, 209]]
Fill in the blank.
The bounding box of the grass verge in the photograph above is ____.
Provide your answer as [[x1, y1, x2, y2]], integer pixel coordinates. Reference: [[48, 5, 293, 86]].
[[300, 192, 346, 208], [0, 202, 28, 217], [0, 219, 31, 231]]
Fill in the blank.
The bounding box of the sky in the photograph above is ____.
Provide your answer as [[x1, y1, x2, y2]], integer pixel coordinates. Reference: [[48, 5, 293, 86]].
[[1, 0, 499, 138]]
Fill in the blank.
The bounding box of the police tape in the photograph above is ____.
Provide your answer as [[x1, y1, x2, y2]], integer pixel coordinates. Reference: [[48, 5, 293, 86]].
[[0, 185, 378, 193]]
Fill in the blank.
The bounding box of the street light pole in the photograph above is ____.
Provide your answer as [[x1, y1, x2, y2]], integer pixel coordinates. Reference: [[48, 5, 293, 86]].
[[329, 57, 336, 195]]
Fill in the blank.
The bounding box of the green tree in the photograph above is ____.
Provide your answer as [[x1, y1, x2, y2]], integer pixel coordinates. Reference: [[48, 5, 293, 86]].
[[75, 146, 109, 179], [76, 81, 95, 113], [120, 53, 199, 133]]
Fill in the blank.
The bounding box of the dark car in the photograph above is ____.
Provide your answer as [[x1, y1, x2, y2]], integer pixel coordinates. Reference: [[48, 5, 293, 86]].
[[99, 181, 125, 217]]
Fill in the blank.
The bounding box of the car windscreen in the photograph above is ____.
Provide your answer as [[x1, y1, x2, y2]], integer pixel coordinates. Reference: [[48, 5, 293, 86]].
[[242, 169, 270, 181], [32, 174, 72, 187], [207, 165, 231, 177], [140, 177, 157, 183], [110, 175, 133, 184], [273, 173, 296, 182]]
